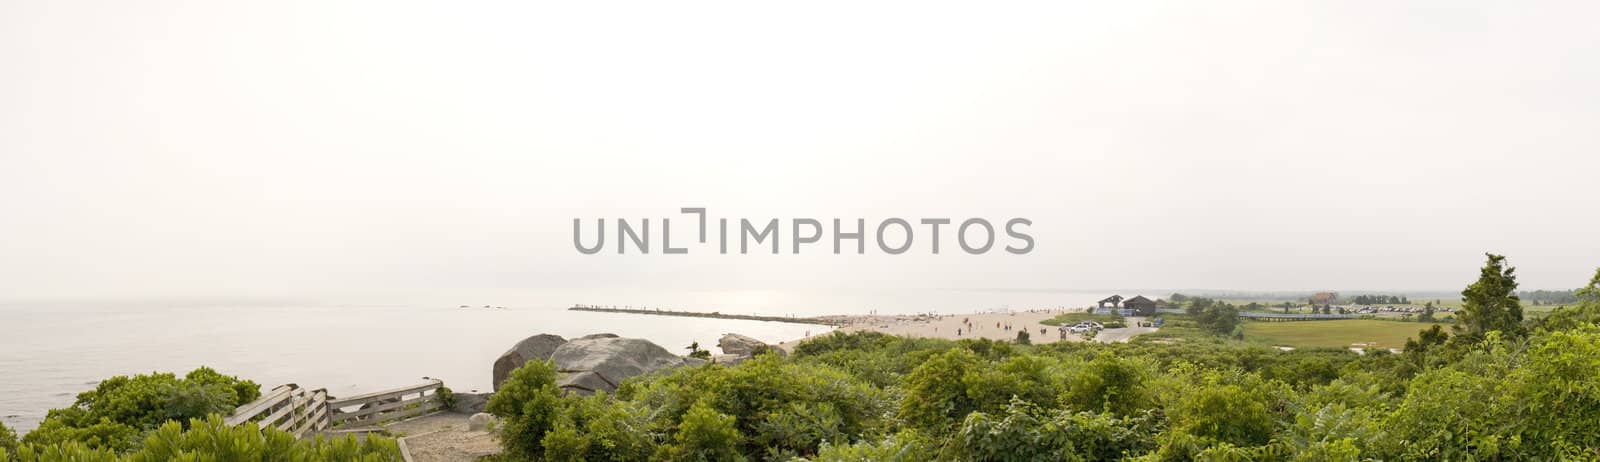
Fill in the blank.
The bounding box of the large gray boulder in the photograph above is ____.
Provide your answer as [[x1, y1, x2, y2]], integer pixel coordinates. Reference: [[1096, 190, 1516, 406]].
[[549, 336, 696, 394], [717, 333, 768, 356], [493, 334, 568, 391]]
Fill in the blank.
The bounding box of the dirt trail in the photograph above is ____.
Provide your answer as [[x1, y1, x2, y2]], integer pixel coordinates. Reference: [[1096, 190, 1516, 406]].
[[386, 412, 500, 462]]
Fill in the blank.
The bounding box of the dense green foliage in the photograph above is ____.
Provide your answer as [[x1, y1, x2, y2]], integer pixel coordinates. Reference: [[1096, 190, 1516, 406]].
[[1520, 288, 1580, 306], [0, 423, 16, 456], [2, 416, 400, 462], [1180, 297, 1243, 337], [484, 258, 1600, 461], [21, 367, 260, 453], [1456, 253, 1526, 340]]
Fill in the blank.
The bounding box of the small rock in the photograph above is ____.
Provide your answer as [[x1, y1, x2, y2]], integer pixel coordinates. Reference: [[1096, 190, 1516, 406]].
[[467, 413, 496, 432]]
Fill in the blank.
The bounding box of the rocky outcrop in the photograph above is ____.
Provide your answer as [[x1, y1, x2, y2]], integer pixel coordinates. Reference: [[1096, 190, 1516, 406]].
[[718, 333, 784, 357], [549, 336, 697, 394], [717, 333, 765, 356], [493, 334, 568, 391]]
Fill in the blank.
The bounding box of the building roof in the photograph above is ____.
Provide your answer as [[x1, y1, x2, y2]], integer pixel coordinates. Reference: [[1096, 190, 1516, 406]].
[[1124, 295, 1155, 304], [1098, 295, 1124, 303]]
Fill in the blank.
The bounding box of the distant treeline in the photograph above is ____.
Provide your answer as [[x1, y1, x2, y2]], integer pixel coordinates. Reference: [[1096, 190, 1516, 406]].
[[1521, 289, 1579, 306]]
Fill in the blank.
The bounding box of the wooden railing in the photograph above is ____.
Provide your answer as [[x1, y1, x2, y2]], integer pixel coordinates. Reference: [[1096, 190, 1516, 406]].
[[327, 379, 446, 428], [225, 379, 445, 438], [222, 384, 329, 439]]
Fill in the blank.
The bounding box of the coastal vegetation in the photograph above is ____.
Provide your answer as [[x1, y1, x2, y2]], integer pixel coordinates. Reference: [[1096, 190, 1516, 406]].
[[2, 368, 401, 461], [0, 422, 15, 456], [481, 254, 1600, 461], [21, 367, 261, 453], [6, 254, 1600, 460], [1, 416, 401, 461]]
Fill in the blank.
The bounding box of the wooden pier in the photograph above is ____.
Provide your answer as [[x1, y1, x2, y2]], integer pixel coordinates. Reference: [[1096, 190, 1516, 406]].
[[569, 304, 841, 326]]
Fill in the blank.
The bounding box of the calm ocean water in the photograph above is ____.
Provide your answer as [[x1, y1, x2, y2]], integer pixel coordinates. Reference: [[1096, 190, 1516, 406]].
[[0, 289, 1104, 432]]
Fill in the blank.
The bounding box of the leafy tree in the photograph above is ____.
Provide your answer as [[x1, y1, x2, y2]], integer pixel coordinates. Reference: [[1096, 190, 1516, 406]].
[[1014, 329, 1031, 345], [1455, 253, 1526, 340], [1196, 304, 1241, 336], [1403, 324, 1450, 368]]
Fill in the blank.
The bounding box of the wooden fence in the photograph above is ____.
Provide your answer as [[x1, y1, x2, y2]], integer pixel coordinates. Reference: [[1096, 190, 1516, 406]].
[[224, 379, 446, 438], [326, 379, 447, 428], [222, 384, 330, 439]]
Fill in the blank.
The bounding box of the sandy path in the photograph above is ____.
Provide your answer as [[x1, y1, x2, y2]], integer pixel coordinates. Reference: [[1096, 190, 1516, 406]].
[[387, 412, 500, 462]]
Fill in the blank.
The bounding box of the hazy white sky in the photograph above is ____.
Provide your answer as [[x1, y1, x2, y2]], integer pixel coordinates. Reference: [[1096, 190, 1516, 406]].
[[2, 1, 1597, 299]]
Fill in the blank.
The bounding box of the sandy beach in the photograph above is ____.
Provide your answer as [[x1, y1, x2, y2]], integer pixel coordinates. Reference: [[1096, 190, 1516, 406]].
[[779, 308, 1159, 350]]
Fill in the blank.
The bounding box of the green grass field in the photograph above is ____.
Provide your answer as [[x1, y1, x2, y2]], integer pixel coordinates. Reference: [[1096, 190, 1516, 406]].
[[1243, 319, 1438, 349]]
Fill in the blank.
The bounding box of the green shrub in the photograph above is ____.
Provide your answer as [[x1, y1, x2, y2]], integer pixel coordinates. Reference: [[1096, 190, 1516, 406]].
[[435, 386, 456, 410], [485, 360, 563, 460], [656, 400, 745, 462], [0, 421, 18, 456], [22, 367, 260, 453], [5, 416, 400, 462], [897, 348, 983, 432], [946, 399, 1161, 462], [621, 354, 888, 458], [473, 260, 1600, 460], [809, 431, 930, 462], [1062, 353, 1155, 416], [540, 392, 656, 461]]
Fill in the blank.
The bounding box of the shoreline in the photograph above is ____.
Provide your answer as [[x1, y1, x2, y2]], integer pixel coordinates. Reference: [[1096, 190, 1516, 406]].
[[774, 307, 1160, 350]]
